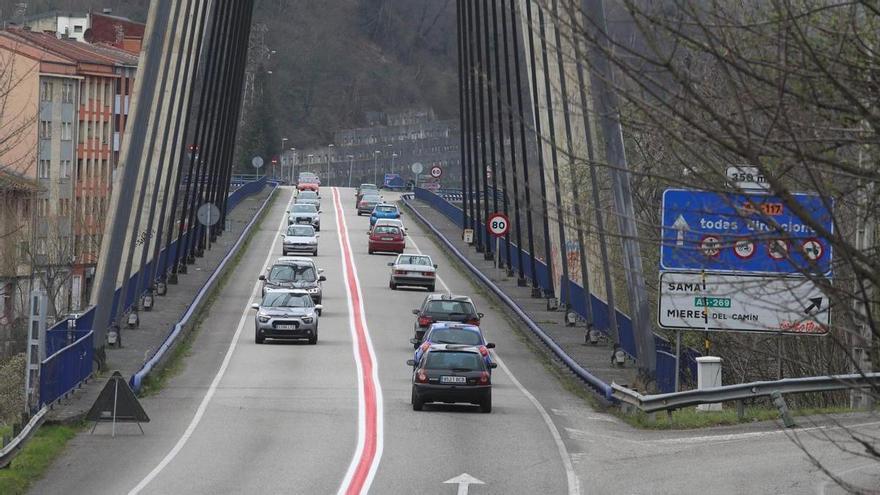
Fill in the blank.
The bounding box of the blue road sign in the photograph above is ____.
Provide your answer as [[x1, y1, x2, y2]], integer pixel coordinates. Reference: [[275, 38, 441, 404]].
[[660, 189, 833, 275]]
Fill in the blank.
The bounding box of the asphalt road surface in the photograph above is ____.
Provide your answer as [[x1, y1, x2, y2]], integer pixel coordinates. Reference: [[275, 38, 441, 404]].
[[32, 187, 880, 495]]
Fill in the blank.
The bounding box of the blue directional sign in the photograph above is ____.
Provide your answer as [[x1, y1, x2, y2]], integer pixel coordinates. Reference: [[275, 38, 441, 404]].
[[660, 189, 833, 275]]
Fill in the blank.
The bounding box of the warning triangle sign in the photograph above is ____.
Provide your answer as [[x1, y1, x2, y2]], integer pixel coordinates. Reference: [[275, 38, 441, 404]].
[[86, 371, 150, 426]]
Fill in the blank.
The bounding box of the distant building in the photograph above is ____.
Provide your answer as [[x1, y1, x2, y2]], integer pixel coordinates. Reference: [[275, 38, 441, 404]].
[[291, 109, 460, 187], [12, 9, 145, 53], [0, 27, 139, 323], [13, 10, 89, 41]]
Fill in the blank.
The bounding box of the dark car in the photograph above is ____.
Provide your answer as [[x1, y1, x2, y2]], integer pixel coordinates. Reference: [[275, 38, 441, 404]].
[[355, 183, 379, 206], [259, 257, 326, 303], [357, 193, 382, 216], [412, 323, 495, 369], [407, 344, 496, 412], [411, 293, 482, 346]]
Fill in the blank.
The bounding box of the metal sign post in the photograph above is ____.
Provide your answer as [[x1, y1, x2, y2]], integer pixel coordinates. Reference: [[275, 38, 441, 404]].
[[24, 290, 47, 412], [487, 212, 510, 269]]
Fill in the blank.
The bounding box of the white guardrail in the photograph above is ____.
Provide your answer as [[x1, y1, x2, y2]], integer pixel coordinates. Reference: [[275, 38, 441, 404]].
[[0, 405, 49, 469], [612, 372, 880, 413]]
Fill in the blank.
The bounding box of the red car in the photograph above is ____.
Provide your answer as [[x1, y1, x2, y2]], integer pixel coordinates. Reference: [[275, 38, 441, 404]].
[[297, 177, 319, 192], [368, 225, 405, 254]]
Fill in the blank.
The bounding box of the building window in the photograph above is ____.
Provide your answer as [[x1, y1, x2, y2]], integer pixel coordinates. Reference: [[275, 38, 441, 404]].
[[62, 82, 74, 103], [59, 198, 70, 216], [60, 160, 71, 178], [61, 122, 72, 141], [38, 198, 49, 216], [74, 25, 83, 33], [38, 160, 50, 179], [40, 121, 52, 139], [18, 241, 29, 258], [41, 81, 53, 101], [36, 238, 47, 256]]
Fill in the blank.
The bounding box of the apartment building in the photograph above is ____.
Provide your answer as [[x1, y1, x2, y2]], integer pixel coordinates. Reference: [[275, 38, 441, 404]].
[[0, 27, 139, 319], [14, 9, 144, 53]]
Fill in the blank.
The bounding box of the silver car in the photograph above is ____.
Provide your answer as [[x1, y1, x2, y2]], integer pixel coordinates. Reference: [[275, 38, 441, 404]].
[[288, 203, 321, 231], [388, 253, 438, 291], [297, 190, 321, 209], [251, 289, 322, 345], [282, 224, 319, 256]]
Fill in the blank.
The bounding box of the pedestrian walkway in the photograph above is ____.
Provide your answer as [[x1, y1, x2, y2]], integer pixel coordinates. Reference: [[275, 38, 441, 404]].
[[404, 197, 637, 394], [47, 186, 274, 423]]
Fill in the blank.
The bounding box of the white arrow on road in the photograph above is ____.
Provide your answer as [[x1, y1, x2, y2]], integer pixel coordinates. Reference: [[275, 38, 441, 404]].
[[672, 214, 690, 246], [443, 473, 485, 495]]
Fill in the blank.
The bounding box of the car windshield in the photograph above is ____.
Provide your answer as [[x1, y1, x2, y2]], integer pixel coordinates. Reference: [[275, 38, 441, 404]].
[[428, 328, 482, 346], [262, 292, 313, 308], [376, 205, 396, 213], [424, 351, 483, 371], [269, 264, 317, 282], [425, 300, 475, 316], [398, 255, 431, 266], [292, 204, 317, 213], [374, 226, 400, 235], [287, 225, 315, 236]]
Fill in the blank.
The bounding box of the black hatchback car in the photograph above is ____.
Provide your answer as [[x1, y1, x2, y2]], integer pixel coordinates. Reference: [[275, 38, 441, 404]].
[[407, 344, 496, 413], [411, 294, 483, 348]]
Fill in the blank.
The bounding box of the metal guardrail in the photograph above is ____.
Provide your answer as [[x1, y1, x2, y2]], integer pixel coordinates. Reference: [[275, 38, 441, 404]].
[[130, 180, 277, 393], [0, 405, 48, 469], [611, 372, 880, 413], [401, 194, 616, 401]]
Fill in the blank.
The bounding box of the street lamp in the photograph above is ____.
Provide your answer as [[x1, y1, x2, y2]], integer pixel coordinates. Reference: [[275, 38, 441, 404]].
[[307, 154, 314, 175], [327, 143, 334, 187], [373, 150, 381, 185], [391, 152, 398, 174], [289, 147, 296, 184], [281, 138, 288, 181], [347, 154, 354, 188]]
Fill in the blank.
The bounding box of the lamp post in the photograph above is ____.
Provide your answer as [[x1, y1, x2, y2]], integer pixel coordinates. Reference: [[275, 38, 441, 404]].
[[289, 147, 296, 184], [347, 154, 354, 188], [373, 150, 381, 185], [391, 152, 398, 175], [281, 137, 288, 180], [326, 143, 334, 187], [307, 154, 314, 176]]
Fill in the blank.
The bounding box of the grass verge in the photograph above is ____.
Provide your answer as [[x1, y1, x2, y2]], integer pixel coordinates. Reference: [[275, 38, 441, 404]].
[[0, 424, 80, 495], [406, 201, 858, 429], [139, 189, 280, 397]]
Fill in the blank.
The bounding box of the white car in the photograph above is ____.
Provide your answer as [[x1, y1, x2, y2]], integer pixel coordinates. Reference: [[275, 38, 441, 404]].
[[388, 253, 437, 291], [282, 224, 319, 256]]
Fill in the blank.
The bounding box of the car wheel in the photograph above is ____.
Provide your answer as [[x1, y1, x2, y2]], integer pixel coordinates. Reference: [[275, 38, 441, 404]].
[[427, 284, 435, 292], [308, 329, 318, 345], [389, 281, 397, 290], [368, 249, 373, 254], [411, 387, 423, 411], [480, 394, 492, 413], [313, 249, 318, 256], [255, 329, 265, 345]]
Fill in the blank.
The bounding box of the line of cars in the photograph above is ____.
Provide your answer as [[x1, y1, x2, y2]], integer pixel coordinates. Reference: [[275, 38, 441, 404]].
[[354, 183, 497, 413], [250, 175, 328, 345]]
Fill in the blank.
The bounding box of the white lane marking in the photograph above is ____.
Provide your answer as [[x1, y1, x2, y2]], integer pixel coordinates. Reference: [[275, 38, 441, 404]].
[[333, 187, 385, 495], [406, 233, 581, 495], [818, 462, 880, 495], [128, 187, 296, 495]]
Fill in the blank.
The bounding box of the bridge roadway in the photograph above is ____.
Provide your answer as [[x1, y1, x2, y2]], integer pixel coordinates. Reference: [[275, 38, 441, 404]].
[[32, 187, 880, 494]]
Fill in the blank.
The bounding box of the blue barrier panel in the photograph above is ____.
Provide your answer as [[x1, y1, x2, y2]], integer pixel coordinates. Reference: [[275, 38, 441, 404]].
[[656, 351, 677, 393], [39, 331, 93, 408]]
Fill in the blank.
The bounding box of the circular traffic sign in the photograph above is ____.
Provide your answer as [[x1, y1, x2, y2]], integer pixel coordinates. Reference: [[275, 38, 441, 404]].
[[197, 203, 221, 226], [411, 162, 424, 174], [430, 165, 443, 178], [700, 235, 721, 258], [487, 212, 510, 237], [733, 238, 756, 259], [767, 239, 789, 260], [801, 238, 824, 261], [251, 156, 264, 169]]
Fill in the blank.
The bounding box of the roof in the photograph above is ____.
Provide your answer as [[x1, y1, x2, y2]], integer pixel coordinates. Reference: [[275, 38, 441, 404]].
[[0, 170, 41, 192], [88, 42, 139, 66], [13, 10, 88, 24], [4, 28, 136, 69]]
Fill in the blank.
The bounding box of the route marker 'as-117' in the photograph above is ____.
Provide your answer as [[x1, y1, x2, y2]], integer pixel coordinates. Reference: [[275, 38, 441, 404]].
[[658, 271, 829, 334]]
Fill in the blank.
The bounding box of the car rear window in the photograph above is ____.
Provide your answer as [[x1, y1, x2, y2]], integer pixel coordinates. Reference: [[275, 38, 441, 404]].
[[374, 226, 400, 235], [376, 206, 396, 213], [424, 351, 483, 371], [425, 300, 475, 316], [428, 328, 482, 346], [398, 255, 431, 266]]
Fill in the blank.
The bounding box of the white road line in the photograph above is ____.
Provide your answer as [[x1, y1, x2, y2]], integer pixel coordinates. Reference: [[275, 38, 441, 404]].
[[406, 233, 581, 495], [128, 187, 296, 495]]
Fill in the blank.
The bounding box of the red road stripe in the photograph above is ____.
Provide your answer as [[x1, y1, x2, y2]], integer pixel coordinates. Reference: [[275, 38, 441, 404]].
[[333, 187, 381, 495]]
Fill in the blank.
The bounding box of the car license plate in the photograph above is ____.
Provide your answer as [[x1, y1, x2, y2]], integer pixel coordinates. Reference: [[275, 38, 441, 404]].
[[381, 237, 393, 241], [277, 324, 297, 330], [440, 376, 466, 384]]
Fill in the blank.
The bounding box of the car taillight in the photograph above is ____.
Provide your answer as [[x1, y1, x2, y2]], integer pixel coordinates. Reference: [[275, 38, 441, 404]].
[[416, 370, 428, 383], [422, 272, 435, 277], [418, 316, 433, 327], [478, 345, 489, 357], [466, 318, 480, 326], [479, 371, 490, 384]]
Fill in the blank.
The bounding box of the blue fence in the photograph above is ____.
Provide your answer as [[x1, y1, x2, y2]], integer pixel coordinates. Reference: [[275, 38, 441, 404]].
[[37, 176, 268, 409], [412, 187, 699, 393]]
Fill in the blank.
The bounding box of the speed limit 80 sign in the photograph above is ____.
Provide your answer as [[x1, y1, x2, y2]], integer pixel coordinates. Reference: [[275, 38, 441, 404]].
[[487, 212, 510, 237]]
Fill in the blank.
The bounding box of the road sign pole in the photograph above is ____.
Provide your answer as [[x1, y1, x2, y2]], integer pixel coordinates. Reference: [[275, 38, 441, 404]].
[[674, 329, 681, 392]]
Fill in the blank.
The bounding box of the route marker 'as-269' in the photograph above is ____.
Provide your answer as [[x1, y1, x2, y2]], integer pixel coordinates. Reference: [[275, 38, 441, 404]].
[[486, 212, 509, 237]]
